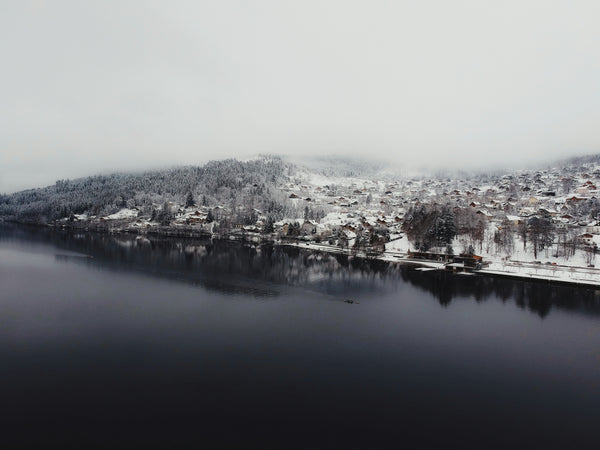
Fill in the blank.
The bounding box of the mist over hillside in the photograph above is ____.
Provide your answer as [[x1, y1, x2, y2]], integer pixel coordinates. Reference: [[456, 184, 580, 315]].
[[0, 156, 292, 225], [3, 151, 600, 234], [286, 155, 401, 179], [551, 153, 600, 169]]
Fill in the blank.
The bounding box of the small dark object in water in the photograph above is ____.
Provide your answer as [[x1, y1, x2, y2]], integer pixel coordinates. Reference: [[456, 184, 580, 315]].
[[344, 299, 358, 304]]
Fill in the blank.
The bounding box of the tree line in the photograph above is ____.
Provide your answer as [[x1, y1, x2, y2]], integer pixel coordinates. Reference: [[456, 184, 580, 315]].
[[0, 156, 296, 225], [402, 203, 565, 259]]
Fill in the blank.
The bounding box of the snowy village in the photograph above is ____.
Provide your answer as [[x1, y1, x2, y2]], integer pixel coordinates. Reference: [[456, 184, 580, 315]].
[[6, 156, 600, 287]]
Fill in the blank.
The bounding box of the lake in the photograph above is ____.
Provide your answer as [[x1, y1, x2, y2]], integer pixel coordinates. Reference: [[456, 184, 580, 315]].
[[1, 224, 600, 449]]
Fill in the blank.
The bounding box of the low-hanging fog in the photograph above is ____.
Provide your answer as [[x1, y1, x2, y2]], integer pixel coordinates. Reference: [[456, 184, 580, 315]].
[[1, 0, 599, 193]]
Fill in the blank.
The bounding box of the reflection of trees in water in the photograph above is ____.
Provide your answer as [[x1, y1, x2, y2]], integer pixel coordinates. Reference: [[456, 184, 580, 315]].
[[401, 267, 600, 318], [3, 224, 600, 317]]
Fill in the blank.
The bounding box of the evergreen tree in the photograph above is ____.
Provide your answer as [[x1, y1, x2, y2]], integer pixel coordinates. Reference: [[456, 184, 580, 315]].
[[185, 191, 195, 208], [263, 216, 275, 233], [287, 222, 300, 237], [156, 202, 173, 226]]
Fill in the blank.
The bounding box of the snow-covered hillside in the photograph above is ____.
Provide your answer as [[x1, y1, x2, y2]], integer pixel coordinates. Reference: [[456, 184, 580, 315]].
[[3, 154, 600, 283]]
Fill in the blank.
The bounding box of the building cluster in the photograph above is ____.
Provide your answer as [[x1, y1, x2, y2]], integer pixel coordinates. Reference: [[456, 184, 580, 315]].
[[267, 163, 600, 256], [86, 161, 600, 261]]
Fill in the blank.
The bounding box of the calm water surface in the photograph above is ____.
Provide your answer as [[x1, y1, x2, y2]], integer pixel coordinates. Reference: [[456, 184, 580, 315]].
[[1, 224, 600, 449]]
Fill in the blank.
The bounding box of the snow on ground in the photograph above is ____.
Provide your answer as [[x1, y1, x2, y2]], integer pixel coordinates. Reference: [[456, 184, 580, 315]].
[[452, 235, 600, 285], [305, 173, 380, 191], [480, 266, 600, 286], [104, 208, 139, 220], [287, 237, 600, 285], [385, 235, 411, 254], [381, 233, 600, 286], [320, 213, 349, 227], [469, 234, 595, 268]]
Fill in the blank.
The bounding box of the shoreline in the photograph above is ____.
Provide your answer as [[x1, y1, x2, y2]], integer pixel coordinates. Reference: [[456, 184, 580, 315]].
[[476, 268, 600, 289], [278, 240, 600, 289], [4, 220, 600, 289]]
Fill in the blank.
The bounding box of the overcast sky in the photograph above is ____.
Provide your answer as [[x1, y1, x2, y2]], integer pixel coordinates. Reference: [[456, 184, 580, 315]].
[[1, 0, 599, 192]]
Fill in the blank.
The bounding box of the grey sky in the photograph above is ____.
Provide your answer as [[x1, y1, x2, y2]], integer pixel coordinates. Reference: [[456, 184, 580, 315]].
[[1, 0, 599, 192]]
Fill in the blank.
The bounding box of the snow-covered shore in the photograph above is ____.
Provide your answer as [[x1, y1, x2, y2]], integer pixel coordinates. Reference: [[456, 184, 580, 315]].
[[281, 239, 600, 288], [480, 261, 600, 287], [9, 216, 600, 288]]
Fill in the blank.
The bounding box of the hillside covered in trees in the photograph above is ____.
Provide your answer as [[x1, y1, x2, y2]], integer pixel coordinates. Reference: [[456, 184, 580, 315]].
[[0, 156, 294, 226]]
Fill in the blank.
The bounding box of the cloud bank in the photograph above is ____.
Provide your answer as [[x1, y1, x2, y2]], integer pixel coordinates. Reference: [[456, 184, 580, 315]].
[[1, 0, 599, 192]]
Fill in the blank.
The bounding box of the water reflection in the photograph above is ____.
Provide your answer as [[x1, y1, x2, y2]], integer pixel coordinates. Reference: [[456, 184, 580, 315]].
[[402, 268, 600, 318], [2, 223, 600, 318], [2, 223, 600, 449]]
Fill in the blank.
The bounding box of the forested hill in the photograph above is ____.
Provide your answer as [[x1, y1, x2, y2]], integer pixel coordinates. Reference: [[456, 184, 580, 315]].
[[0, 156, 291, 224]]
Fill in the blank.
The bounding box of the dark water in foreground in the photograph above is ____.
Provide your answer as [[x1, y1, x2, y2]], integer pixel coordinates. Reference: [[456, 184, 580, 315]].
[[1, 224, 600, 449]]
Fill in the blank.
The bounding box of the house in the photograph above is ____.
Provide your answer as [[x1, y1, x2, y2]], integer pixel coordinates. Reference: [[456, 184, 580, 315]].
[[186, 217, 207, 225], [585, 222, 600, 234], [301, 220, 317, 235], [578, 233, 595, 246], [505, 215, 522, 225], [538, 208, 558, 217], [519, 207, 536, 217], [476, 209, 493, 220], [566, 196, 585, 204], [576, 182, 597, 194]]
